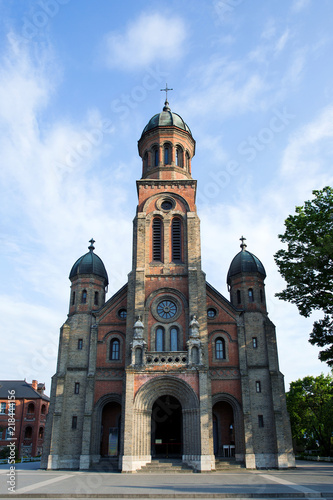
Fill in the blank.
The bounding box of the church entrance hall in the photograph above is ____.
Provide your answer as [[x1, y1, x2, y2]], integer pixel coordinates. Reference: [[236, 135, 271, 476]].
[[151, 395, 182, 458]]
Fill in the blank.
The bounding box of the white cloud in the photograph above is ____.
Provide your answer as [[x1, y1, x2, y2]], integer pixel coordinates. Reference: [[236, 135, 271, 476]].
[[183, 56, 267, 118], [103, 12, 187, 70], [281, 104, 333, 181], [0, 35, 133, 391], [291, 0, 311, 13], [275, 29, 290, 54], [261, 18, 276, 40], [0, 295, 60, 384]]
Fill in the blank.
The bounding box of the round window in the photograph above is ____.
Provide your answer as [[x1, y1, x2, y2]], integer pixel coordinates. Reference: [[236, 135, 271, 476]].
[[157, 300, 177, 319], [118, 308, 127, 319], [161, 200, 173, 211], [207, 308, 217, 318]]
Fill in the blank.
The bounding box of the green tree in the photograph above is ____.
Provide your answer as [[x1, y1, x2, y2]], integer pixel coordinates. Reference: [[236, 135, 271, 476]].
[[274, 187, 333, 365], [286, 373, 333, 456]]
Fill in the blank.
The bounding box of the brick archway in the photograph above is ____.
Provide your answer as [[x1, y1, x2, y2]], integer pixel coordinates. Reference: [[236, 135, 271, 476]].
[[212, 393, 245, 460], [132, 376, 200, 460], [91, 394, 122, 458]]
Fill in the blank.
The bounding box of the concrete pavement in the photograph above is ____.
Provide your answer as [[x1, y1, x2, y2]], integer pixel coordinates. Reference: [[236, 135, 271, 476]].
[[0, 460, 332, 499]]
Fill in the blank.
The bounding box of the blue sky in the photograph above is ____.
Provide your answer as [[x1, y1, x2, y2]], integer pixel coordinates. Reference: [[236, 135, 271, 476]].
[[1, 0, 333, 393]]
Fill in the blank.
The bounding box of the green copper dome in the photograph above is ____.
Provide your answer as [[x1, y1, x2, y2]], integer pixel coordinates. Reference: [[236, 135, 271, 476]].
[[227, 240, 266, 285], [142, 101, 192, 136], [69, 239, 108, 285]]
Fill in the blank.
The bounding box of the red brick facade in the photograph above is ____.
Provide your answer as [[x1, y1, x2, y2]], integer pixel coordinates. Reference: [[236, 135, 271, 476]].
[[42, 102, 294, 471], [0, 380, 49, 458]]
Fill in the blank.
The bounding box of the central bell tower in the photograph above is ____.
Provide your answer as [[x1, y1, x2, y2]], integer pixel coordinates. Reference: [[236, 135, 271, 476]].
[[122, 99, 215, 472]]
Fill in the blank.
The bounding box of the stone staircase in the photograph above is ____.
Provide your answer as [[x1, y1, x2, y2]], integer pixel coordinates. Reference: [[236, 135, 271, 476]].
[[213, 458, 245, 471], [92, 457, 245, 473], [137, 458, 195, 473]]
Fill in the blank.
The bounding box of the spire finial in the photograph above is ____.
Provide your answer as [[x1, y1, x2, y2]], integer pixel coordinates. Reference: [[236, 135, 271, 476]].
[[160, 83, 173, 111], [88, 238, 95, 251], [240, 236, 247, 251]]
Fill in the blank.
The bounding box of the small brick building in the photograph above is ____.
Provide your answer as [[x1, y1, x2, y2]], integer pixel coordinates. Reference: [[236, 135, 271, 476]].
[[0, 380, 49, 458], [42, 101, 295, 471]]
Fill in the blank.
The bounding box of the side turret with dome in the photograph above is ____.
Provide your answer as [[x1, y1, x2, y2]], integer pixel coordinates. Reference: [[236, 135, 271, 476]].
[[68, 239, 108, 315], [227, 237, 267, 312], [138, 95, 196, 181]]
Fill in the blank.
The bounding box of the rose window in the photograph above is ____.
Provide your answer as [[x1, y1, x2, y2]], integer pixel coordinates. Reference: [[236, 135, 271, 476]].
[[157, 300, 177, 319]]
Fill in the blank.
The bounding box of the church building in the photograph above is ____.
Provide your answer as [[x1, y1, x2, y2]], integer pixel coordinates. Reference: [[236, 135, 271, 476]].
[[41, 98, 295, 472]]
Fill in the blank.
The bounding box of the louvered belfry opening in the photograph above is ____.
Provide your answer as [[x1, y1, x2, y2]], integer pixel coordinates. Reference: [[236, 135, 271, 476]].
[[152, 217, 163, 261], [172, 218, 182, 262]]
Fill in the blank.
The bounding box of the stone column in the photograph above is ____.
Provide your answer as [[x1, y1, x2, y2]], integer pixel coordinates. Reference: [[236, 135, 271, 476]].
[[198, 371, 215, 471], [79, 324, 98, 469], [237, 319, 256, 468]]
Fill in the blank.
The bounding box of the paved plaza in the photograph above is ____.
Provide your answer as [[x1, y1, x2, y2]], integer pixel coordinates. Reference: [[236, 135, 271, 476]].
[[0, 460, 332, 499]]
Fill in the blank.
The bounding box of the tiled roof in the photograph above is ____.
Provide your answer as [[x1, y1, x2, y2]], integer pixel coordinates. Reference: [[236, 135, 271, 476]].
[[0, 381, 50, 401]]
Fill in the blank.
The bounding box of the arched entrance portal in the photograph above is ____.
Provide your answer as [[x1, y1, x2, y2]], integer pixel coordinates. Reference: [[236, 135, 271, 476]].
[[100, 402, 121, 457], [213, 401, 235, 458], [151, 395, 182, 458]]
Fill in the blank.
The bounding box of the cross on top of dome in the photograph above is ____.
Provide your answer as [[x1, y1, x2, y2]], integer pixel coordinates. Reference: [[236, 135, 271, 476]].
[[160, 83, 173, 111], [88, 238, 95, 251], [240, 236, 247, 251]]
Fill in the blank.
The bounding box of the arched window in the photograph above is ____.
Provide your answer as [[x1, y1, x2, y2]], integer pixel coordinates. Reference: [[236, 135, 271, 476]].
[[94, 291, 99, 306], [38, 427, 44, 439], [24, 426, 32, 439], [248, 288, 254, 302], [185, 152, 190, 170], [237, 290, 241, 304], [81, 290, 87, 304], [72, 291, 75, 306], [170, 327, 178, 351], [164, 145, 170, 164], [144, 151, 148, 169], [172, 218, 182, 262], [27, 403, 35, 414], [41, 405, 46, 415], [152, 217, 163, 261], [153, 147, 159, 167], [215, 338, 225, 359], [156, 327, 164, 351], [110, 339, 120, 360], [176, 146, 183, 167]]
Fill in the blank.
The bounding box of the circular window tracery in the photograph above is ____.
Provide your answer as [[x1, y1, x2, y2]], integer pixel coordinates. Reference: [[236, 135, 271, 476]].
[[157, 300, 177, 319], [151, 294, 182, 323], [157, 197, 175, 212], [161, 200, 173, 211], [118, 308, 127, 319], [207, 307, 217, 318]]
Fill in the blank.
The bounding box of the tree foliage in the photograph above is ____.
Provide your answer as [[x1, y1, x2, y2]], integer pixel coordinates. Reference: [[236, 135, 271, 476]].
[[274, 187, 333, 365], [286, 373, 333, 456]]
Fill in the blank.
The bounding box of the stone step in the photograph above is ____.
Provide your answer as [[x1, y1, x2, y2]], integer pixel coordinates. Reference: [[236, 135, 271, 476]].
[[213, 458, 245, 470], [138, 459, 194, 473]]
